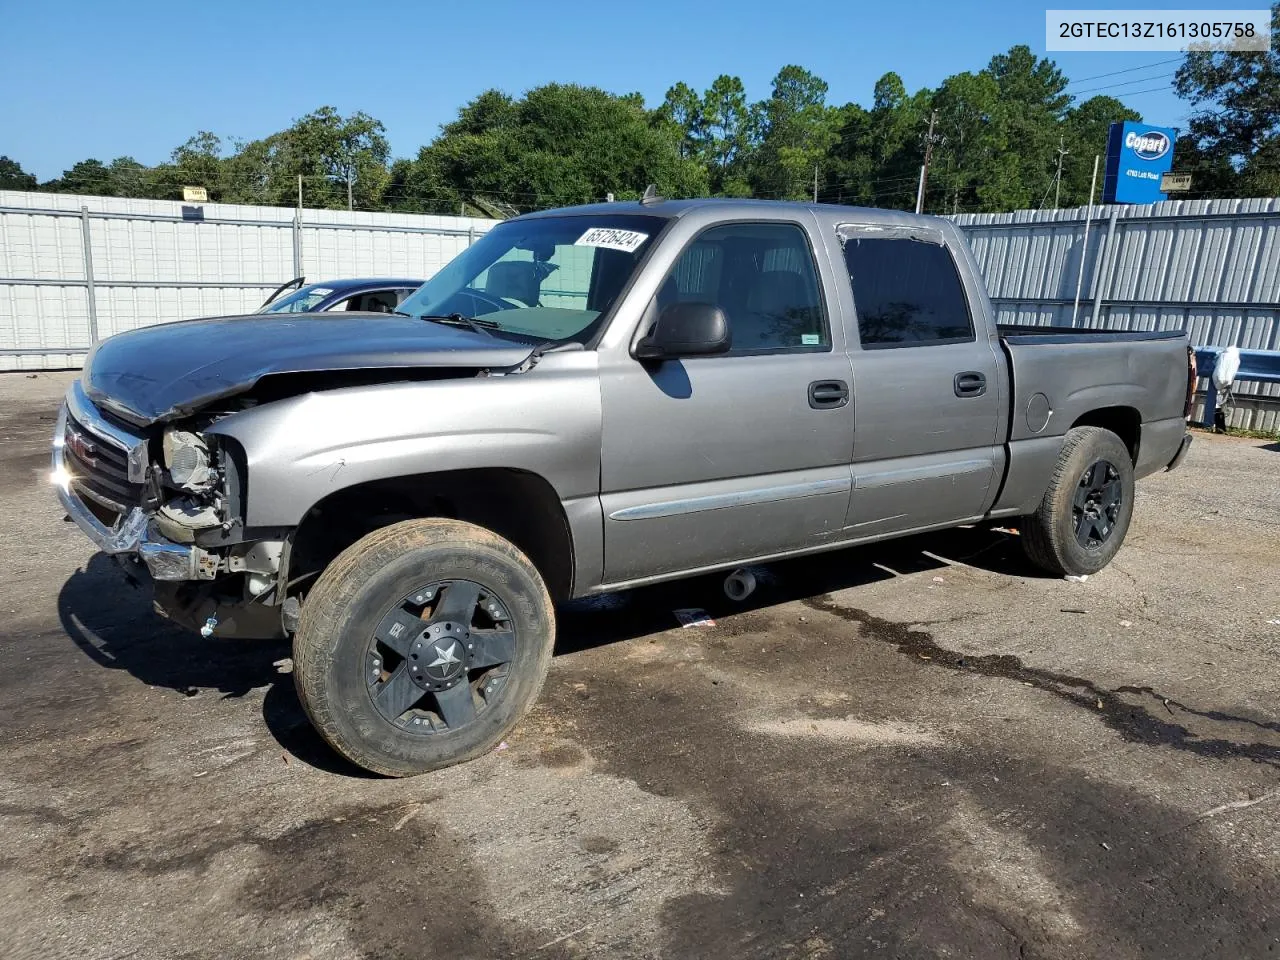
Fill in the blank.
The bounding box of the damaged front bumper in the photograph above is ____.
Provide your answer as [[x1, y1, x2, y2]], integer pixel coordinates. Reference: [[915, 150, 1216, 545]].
[[52, 401, 218, 581]]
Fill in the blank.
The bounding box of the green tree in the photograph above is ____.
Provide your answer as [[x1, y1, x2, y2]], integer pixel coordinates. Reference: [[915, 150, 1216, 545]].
[[0, 156, 38, 191], [1060, 95, 1140, 206], [1170, 133, 1241, 196], [826, 72, 929, 210], [929, 71, 1005, 213], [151, 131, 230, 200], [750, 65, 840, 199], [397, 83, 707, 214], [657, 81, 705, 160], [43, 158, 113, 195], [41, 156, 162, 197], [1175, 3, 1280, 196], [983, 45, 1073, 210], [105, 156, 149, 198], [216, 107, 391, 208], [702, 75, 752, 176]]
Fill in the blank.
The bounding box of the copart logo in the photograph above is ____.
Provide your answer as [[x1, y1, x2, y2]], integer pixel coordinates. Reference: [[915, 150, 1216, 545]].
[[1125, 130, 1171, 161]]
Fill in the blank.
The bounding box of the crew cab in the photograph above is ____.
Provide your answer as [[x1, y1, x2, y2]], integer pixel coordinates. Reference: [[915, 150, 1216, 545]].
[[52, 198, 1193, 776]]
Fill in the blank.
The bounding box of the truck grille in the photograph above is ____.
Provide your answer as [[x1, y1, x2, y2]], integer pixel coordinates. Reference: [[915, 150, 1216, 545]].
[[64, 413, 145, 517]]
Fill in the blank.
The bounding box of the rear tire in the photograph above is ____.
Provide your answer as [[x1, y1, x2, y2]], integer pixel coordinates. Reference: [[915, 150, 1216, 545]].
[[1022, 426, 1135, 577], [292, 518, 554, 777]]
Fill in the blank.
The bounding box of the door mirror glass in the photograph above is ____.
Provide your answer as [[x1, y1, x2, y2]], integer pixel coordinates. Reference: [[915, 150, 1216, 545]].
[[635, 302, 732, 360]]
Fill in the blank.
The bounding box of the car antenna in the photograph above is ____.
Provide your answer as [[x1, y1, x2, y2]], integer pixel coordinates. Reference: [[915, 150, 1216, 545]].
[[640, 184, 662, 206]]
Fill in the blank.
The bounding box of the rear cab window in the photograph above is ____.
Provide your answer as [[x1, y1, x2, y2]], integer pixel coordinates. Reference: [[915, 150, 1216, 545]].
[[841, 234, 974, 348]]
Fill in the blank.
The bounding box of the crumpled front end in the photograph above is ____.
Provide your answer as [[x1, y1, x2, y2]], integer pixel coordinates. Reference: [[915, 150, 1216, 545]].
[[52, 379, 287, 638]]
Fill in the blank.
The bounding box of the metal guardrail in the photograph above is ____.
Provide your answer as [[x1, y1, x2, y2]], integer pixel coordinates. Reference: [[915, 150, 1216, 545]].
[[1194, 347, 1280, 429]]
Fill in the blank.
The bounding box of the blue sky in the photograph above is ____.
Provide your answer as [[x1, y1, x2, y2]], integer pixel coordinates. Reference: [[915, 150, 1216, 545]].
[[2, 0, 1203, 180]]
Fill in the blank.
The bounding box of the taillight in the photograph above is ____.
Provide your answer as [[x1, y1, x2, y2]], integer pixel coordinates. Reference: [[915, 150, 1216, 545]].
[[1184, 345, 1197, 419]]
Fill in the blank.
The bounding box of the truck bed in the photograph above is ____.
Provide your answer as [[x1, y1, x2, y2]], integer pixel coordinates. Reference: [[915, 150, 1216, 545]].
[[991, 323, 1191, 518]]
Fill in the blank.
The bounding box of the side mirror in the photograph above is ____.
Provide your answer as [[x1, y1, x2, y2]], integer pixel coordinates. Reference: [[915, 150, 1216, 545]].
[[634, 302, 732, 360]]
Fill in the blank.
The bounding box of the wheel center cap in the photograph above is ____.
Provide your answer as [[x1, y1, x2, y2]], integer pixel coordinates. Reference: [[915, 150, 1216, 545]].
[[408, 621, 469, 689]]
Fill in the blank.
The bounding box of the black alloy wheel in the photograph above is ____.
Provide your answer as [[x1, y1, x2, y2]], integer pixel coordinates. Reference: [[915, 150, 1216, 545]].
[[367, 579, 516, 734], [1072, 459, 1123, 550]]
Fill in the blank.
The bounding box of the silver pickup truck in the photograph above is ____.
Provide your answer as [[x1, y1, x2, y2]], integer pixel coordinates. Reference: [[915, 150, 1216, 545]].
[[52, 198, 1193, 776]]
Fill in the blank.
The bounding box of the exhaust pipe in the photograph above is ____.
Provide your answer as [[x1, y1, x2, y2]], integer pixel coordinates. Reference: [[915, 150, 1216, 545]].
[[723, 568, 757, 602]]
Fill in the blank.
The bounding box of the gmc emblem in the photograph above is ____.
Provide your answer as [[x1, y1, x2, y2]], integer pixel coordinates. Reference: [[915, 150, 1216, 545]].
[[65, 428, 97, 468]]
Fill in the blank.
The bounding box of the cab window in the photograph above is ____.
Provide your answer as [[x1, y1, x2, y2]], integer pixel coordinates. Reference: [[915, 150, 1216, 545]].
[[655, 222, 828, 354]]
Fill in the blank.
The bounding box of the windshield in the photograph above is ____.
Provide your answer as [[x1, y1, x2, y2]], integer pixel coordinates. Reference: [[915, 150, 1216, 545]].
[[259, 284, 335, 313], [396, 214, 666, 343]]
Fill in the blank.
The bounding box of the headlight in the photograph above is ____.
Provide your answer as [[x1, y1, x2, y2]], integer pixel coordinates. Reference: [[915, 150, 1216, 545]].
[[163, 429, 214, 491]]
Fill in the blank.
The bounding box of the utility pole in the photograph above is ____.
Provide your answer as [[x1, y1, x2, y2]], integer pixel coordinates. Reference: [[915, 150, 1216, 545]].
[[297, 174, 303, 212], [915, 110, 940, 214], [347, 170, 353, 211], [1071, 155, 1101, 327], [1054, 136, 1069, 208], [813, 163, 819, 204]]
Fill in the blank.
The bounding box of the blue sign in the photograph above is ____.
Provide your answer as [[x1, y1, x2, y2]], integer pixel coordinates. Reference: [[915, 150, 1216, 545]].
[[1103, 121, 1177, 204]]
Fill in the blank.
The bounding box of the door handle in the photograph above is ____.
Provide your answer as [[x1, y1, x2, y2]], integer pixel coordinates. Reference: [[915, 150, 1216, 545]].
[[808, 379, 850, 409], [953, 371, 987, 398]]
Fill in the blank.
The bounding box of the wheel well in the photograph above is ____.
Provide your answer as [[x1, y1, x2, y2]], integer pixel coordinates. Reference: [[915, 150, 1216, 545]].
[[1071, 406, 1140, 461], [286, 469, 574, 603]]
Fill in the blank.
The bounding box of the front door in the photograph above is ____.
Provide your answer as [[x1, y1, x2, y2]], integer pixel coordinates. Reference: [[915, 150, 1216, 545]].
[[598, 220, 855, 584], [839, 230, 1003, 535]]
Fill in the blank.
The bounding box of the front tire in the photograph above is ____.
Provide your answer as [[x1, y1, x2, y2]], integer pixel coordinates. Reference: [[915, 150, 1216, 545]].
[[1021, 426, 1135, 577], [292, 518, 554, 777]]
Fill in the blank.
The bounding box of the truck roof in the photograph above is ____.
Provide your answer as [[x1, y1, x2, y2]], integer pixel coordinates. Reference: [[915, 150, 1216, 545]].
[[514, 196, 947, 231]]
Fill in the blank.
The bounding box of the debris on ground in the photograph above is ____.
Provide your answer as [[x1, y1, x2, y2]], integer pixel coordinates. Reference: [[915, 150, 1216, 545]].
[[1065, 574, 1090, 583], [673, 608, 716, 628]]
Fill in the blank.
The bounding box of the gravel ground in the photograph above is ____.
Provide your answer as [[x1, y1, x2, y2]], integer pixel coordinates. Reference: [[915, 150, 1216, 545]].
[[2, 370, 1278, 960]]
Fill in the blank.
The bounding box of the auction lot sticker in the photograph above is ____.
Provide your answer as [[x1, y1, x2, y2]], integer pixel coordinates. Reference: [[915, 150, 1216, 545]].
[[575, 227, 649, 253]]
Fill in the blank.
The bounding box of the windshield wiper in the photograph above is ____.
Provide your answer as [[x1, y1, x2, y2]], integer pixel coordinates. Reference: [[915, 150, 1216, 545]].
[[418, 313, 502, 336]]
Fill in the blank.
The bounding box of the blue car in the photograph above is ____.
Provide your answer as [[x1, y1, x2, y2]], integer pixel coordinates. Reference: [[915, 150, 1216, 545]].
[[257, 276, 424, 314]]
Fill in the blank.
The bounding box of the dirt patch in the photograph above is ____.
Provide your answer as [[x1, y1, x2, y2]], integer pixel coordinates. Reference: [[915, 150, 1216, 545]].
[[743, 716, 941, 746]]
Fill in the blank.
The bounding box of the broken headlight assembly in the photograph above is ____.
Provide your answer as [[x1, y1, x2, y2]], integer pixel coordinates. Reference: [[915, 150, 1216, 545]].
[[162, 428, 215, 492]]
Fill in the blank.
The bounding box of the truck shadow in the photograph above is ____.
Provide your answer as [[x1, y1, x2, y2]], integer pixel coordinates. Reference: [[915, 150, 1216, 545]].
[[54, 526, 1041, 776], [556, 524, 1037, 655], [55, 553, 369, 777]]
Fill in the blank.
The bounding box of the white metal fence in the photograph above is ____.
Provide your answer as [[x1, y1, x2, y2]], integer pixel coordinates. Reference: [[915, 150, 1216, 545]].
[[953, 198, 1280, 431], [4, 189, 1278, 430], [0, 190, 496, 371]]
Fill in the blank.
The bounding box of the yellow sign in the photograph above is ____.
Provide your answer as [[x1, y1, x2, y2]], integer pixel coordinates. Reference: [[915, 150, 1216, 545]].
[[1160, 173, 1192, 192], [182, 186, 208, 203]]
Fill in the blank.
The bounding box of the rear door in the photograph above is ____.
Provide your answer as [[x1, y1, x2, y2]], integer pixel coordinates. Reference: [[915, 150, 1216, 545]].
[[837, 224, 1003, 535], [597, 218, 855, 584]]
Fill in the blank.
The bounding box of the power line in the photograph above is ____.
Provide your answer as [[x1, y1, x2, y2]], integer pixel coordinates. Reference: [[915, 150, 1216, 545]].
[[1100, 83, 1182, 99], [1064, 56, 1182, 87], [1070, 72, 1178, 97]]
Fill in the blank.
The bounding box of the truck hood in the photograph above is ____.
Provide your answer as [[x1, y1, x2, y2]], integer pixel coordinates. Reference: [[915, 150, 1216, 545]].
[[82, 312, 537, 426]]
